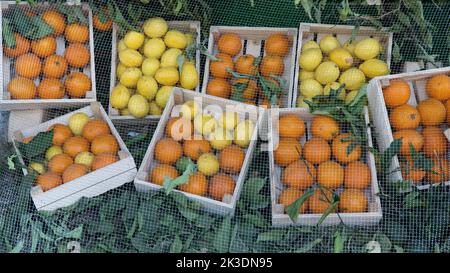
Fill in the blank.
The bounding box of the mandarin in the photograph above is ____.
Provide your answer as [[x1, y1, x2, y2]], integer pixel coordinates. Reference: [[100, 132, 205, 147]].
[[42, 10, 66, 36], [210, 53, 234, 78], [65, 43, 90, 68], [427, 158, 449, 183], [422, 126, 447, 157], [62, 163, 88, 183], [382, 79, 411, 108], [43, 55, 68, 78], [36, 172, 62, 192], [209, 173, 235, 201], [274, 138, 302, 167], [303, 137, 331, 164], [7, 77, 36, 99], [219, 145, 245, 174], [339, 189, 368, 213], [231, 78, 257, 100], [155, 138, 183, 164], [311, 115, 340, 141], [65, 72, 91, 98], [31, 36, 57, 58], [332, 133, 361, 163], [401, 158, 426, 184], [390, 104, 421, 130], [393, 129, 424, 156], [279, 188, 308, 213], [206, 78, 231, 98], [282, 160, 315, 190], [65, 23, 89, 43], [91, 134, 119, 155], [38, 78, 65, 99], [235, 54, 257, 75], [48, 153, 73, 174], [278, 114, 305, 139], [15, 53, 41, 78], [63, 136, 90, 157], [344, 161, 371, 189], [183, 139, 211, 160], [3, 33, 30, 57], [82, 119, 111, 142], [426, 75, 450, 102], [166, 117, 193, 141], [260, 55, 284, 77], [179, 172, 208, 196], [308, 189, 335, 214], [91, 153, 118, 171], [265, 34, 289, 57], [217, 33, 242, 56], [52, 123, 73, 146], [317, 161, 344, 189]]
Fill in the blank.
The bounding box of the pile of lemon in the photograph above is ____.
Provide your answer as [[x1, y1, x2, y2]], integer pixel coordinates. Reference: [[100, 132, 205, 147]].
[[111, 17, 199, 118], [296, 35, 389, 109]]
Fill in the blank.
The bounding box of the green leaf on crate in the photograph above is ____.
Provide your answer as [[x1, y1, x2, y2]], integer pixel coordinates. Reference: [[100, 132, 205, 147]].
[[214, 217, 232, 252], [256, 229, 285, 243], [163, 161, 196, 195], [2, 18, 16, 49], [17, 131, 53, 161], [286, 187, 314, 222]]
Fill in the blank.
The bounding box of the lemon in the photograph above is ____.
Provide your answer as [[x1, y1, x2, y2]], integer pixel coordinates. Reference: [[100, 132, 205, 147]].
[[339, 68, 366, 91], [343, 40, 357, 56], [143, 17, 168, 38], [319, 35, 340, 54], [164, 30, 187, 49], [120, 67, 142, 88], [234, 120, 254, 148], [45, 146, 63, 161], [116, 63, 127, 79], [194, 114, 217, 136], [185, 33, 195, 46], [155, 67, 179, 86], [141, 58, 160, 76], [111, 84, 131, 109], [29, 162, 45, 174], [218, 111, 239, 130], [180, 100, 199, 120], [128, 94, 150, 118], [329, 48, 353, 69], [120, 108, 131, 116], [136, 76, 158, 101], [302, 40, 320, 52], [74, 152, 95, 168], [323, 82, 346, 100], [160, 48, 182, 68], [299, 48, 323, 71], [314, 61, 340, 85], [148, 101, 162, 116], [300, 78, 323, 98], [119, 49, 143, 67], [296, 96, 312, 109], [354, 38, 381, 60], [69, 112, 90, 135], [359, 59, 389, 78], [143, 38, 166, 59], [123, 31, 145, 49], [299, 70, 315, 82], [155, 86, 174, 108], [117, 39, 127, 52], [345, 90, 359, 104], [180, 61, 199, 90], [209, 127, 232, 150], [197, 153, 219, 176]]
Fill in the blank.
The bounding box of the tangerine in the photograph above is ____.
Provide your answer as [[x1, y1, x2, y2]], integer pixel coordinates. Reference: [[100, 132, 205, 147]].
[[422, 126, 447, 157], [209, 173, 235, 201], [62, 163, 88, 183], [273, 138, 302, 167], [43, 55, 68, 78], [390, 104, 421, 130], [42, 10, 66, 36], [183, 139, 211, 160], [179, 172, 208, 196], [235, 54, 257, 75], [166, 117, 193, 141], [206, 78, 231, 98], [48, 153, 73, 174], [3, 33, 30, 57], [282, 160, 315, 190], [65, 23, 89, 43], [93, 12, 113, 31], [91, 134, 119, 155], [64, 43, 90, 68], [417, 98, 446, 126], [51, 123, 73, 146], [82, 119, 111, 142], [278, 114, 305, 139], [265, 34, 289, 57], [311, 115, 340, 141], [339, 189, 368, 213], [344, 161, 371, 189], [91, 153, 118, 171], [63, 136, 90, 157], [426, 75, 450, 101], [308, 189, 335, 214], [332, 133, 361, 163], [37, 78, 65, 99], [393, 129, 424, 156], [65, 72, 91, 98], [219, 145, 245, 174], [31, 36, 57, 58], [382, 79, 411, 108], [279, 188, 308, 213], [317, 161, 344, 189], [155, 138, 183, 164], [7, 77, 36, 99], [36, 172, 62, 192], [303, 137, 331, 164], [260, 55, 284, 77], [15, 53, 41, 78], [150, 164, 178, 186], [217, 33, 242, 56], [210, 53, 234, 78]]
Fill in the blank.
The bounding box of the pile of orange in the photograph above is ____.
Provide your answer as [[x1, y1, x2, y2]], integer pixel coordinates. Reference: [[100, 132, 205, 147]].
[[275, 113, 372, 215], [4, 9, 91, 100], [382, 75, 450, 185], [206, 33, 291, 107]]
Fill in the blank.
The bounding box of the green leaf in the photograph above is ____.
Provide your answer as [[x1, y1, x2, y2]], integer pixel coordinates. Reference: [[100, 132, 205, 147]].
[[214, 217, 232, 252], [170, 235, 183, 253], [316, 189, 340, 226], [163, 161, 196, 195], [9, 240, 24, 253], [333, 229, 345, 253], [2, 18, 16, 48], [256, 229, 285, 243], [17, 131, 53, 161], [299, 0, 314, 21], [286, 188, 314, 222], [392, 41, 402, 62]]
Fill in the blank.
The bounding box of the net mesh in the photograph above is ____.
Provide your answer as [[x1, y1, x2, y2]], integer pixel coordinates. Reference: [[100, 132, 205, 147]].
[[0, 0, 450, 253]]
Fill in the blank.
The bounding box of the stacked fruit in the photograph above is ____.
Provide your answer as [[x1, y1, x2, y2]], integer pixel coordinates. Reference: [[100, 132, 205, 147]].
[[382, 74, 450, 185], [148, 100, 255, 202], [206, 33, 291, 107], [26, 113, 120, 192], [274, 114, 372, 215], [111, 17, 199, 118], [296, 35, 389, 109], [4, 9, 92, 100]]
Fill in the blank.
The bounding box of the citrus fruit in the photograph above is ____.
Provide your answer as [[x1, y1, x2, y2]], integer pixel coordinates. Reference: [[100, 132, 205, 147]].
[[155, 67, 179, 86], [282, 160, 315, 190], [299, 70, 315, 81], [339, 68, 366, 91], [296, 96, 312, 109], [344, 161, 371, 189], [91, 134, 119, 155], [299, 78, 323, 98], [111, 84, 131, 109], [164, 30, 187, 49], [141, 57, 160, 76], [317, 161, 344, 189], [160, 48, 182, 68], [48, 153, 73, 174], [197, 153, 220, 176], [123, 31, 145, 49], [62, 163, 88, 183], [180, 61, 199, 90], [179, 100, 200, 121], [68, 112, 90, 135], [234, 120, 255, 148], [29, 162, 45, 175], [274, 138, 302, 167], [390, 104, 421, 130], [422, 126, 448, 157], [143, 17, 168, 38], [65, 23, 89, 43], [393, 129, 424, 156], [314, 61, 340, 85], [38, 78, 65, 99], [65, 43, 90, 68], [332, 133, 361, 163], [308, 189, 335, 214], [155, 86, 174, 108], [183, 139, 211, 160], [219, 145, 245, 174], [93, 12, 112, 31], [446, 100, 450, 125], [120, 67, 142, 88], [7, 77, 36, 99], [91, 153, 119, 171], [209, 174, 235, 201], [303, 137, 331, 164], [209, 127, 233, 150], [150, 164, 179, 186], [52, 124, 73, 146], [63, 136, 90, 157], [382, 79, 411, 107], [299, 48, 323, 71], [354, 38, 381, 60], [43, 55, 68, 78], [260, 55, 284, 77], [149, 102, 162, 116], [206, 78, 231, 98], [278, 114, 305, 139], [319, 35, 340, 54], [15, 53, 41, 78], [143, 38, 166, 59], [311, 115, 339, 141], [119, 48, 143, 67], [36, 172, 62, 192], [166, 117, 193, 141], [218, 112, 239, 130], [426, 74, 450, 101], [3, 33, 30, 57], [65, 72, 91, 98], [417, 98, 446, 126], [155, 138, 182, 164], [211, 53, 234, 79], [339, 189, 368, 213], [137, 75, 158, 100], [279, 188, 308, 213], [179, 172, 208, 196], [427, 157, 449, 183], [323, 82, 346, 100], [265, 34, 289, 56], [217, 33, 241, 56], [301, 40, 320, 51], [82, 119, 110, 142], [31, 36, 56, 58], [359, 59, 389, 78], [329, 48, 353, 69], [235, 54, 257, 75], [116, 63, 127, 79], [401, 158, 426, 184], [194, 114, 217, 136], [117, 39, 127, 51], [74, 151, 95, 168], [128, 94, 150, 118], [45, 145, 63, 161], [42, 10, 66, 36], [343, 40, 356, 55]]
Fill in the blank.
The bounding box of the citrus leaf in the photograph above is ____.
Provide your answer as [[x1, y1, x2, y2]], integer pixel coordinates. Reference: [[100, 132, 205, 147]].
[[163, 161, 196, 195], [286, 188, 315, 222]]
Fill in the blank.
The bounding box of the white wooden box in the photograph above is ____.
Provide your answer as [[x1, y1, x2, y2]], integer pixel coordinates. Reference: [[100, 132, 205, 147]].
[[109, 21, 201, 123], [292, 23, 393, 108], [11, 102, 137, 211], [0, 1, 97, 110], [134, 87, 264, 215], [268, 107, 382, 226], [367, 66, 450, 191]]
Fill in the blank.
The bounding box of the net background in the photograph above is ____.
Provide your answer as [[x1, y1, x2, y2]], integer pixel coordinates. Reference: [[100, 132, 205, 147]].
[[0, 0, 449, 253]]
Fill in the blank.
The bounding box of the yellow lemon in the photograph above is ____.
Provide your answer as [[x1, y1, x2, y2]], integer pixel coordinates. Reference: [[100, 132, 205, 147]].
[[160, 48, 182, 68], [68, 112, 90, 135], [343, 40, 357, 56], [299, 48, 323, 71], [299, 70, 315, 82], [296, 96, 312, 109], [123, 31, 145, 49], [120, 67, 142, 88], [209, 127, 233, 150], [300, 78, 323, 98], [141, 58, 160, 76], [180, 100, 200, 120], [137, 76, 158, 100], [116, 63, 127, 79], [74, 152, 95, 168], [29, 162, 45, 174], [155, 86, 174, 108], [302, 40, 320, 52], [185, 33, 195, 46], [148, 101, 162, 116], [164, 30, 187, 49], [143, 38, 166, 59], [155, 67, 179, 86], [234, 120, 254, 148], [339, 68, 366, 91], [180, 61, 199, 90], [197, 153, 219, 176], [117, 39, 127, 52], [323, 82, 346, 100], [345, 90, 359, 104], [45, 145, 63, 161], [120, 108, 131, 116], [359, 59, 389, 78], [143, 17, 168, 38], [218, 112, 239, 130], [111, 84, 131, 109], [194, 114, 217, 136], [354, 38, 381, 60], [329, 48, 353, 69], [128, 94, 150, 118], [119, 49, 143, 67], [319, 35, 340, 54], [314, 61, 340, 85]]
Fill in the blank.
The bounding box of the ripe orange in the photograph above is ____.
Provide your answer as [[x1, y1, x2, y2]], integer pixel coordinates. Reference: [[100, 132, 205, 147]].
[[93, 12, 113, 31], [308, 189, 335, 214], [393, 129, 424, 156], [183, 139, 211, 160], [48, 153, 73, 174], [311, 115, 340, 141], [64, 43, 90, 68], [235, 54, 257, 75], [166, 117, 193, 141], [210, 53, 234, 78], [219, 145, 245, 174], [282, 160, 315, 190], [7, 77, 36, 99], [37, 78, 65, 99], [217, 33, 242, 56], [390, 104, 421, 130], [401, 158, 426, 184], [43, 55, 68, 78], [446, 99, 450, 125], [426, 75, 450, 101], [150, 164, 179, 186], [15, 53, 41, 78], [62, 163, 88, 183], [265, 34, 289, 57], [51, 123, 73, 146], [31, 36, 57, 58], [274, 138, 302, 167], [82, 119, 111, 142], [339, 189, 368, 213], [332, 133, 361, 163], [63, 136, 90, 157], [427, 157, 449, 183], [422, 126, 447, 157], [36, 172, 62, 192], [279, 188, 308, 213], [259, 55, 284, 77], [382, 79, 411, 108], [417, 98, 446, 126], [278, 114, 305, 139], [344, 161, 371, 189], [303, 137, 331, 164], [91, 134, 119, 155], [64, 72, 91, 98], [317, 161, 344, 189], [91, 153, 118, 171], [206, 78, 231, 98], [65, 23, 89, 43], [42, 10, 66, 36], [155, 138, 183, 164], [232, 78, 257, 100], [179, 172, 208, 196], [209, 174, 235, 201], [3, 33, 30, 57]]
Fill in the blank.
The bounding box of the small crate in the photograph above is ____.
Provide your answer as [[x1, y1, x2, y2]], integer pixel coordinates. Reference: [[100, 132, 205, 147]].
[[0, 1, 97, 110], [109, 21, 201, 123], [367, 66, 450, 191], [292, 23, 393, 108], [11, 102, 137, 211], [134, 87, 263, 215], [268, 108, 382, 226]]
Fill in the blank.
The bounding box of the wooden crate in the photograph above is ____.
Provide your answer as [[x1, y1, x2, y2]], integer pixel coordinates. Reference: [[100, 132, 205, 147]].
[[0, 1, 97, 110], [292, 23, 393, 108], [11, 102, 137, 211], [109, 21, 201, 123], [134, 88, 264, 215], [268, 108, 382, 226], [367, 66, 450, 191]]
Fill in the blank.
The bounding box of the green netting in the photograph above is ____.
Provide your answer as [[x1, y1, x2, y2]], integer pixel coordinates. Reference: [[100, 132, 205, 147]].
[[0, 0, 450, 253]]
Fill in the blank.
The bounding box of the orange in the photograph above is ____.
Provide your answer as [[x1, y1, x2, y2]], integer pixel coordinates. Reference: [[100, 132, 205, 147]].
[[265, 34, 289, 57], [64, 43, 90, 68], [303, 137, 331, 164], [93, 12, 113, 31], [446, 99, 450, 125], [317, 161, 344, 189], [274, 138, 302, 167], [15, 53, 41, 78], [42, 10, 66, 36], [65, 23, 89, 43], [219, 145, 245, 174], [279, 188, 308, 213], [48, 154, 73, 174], [390, 104, 421, 130], [217, 33, 242, 56], [426, 75, 450, 101], [51, 123, 73, 146], [179, 172, 208, 196], [31, 36, 57, 58], [210, 53, 234, 79], [82, 119, 111, 142], [417, 98, 446, 126], [344, 161, 371, 189], [7, 77, 36, 99], [308, 189, 335, 214], [206, 78, 231, 99], [155, 138, 183, 164], [166, 117, 193, 141], [183, 139, 211, 160], [427, 157, 449, 183], [393, 129, 424, 156], [62, 163, 88, 183], [332, 133, 361, 163], [63, 136, 90, 157], [65, 72, 91, 98], [278, 114, 305, 139], [43, 55, 68, 78], [382, 79, 411, 108], [311, 115, 340, 141], [37, 78, 65, 99], [36, 172, 62, 192], [282, 160, 315, 190], [422, 126, 447, 157], [232, 78, 257, 100], [401, 158, 426, 184], [150, 164, 179, 186], [235, 54, 257, 75], [209, 174, 235, 201], [259, 55, 284, 77], [339, 189, 368, 213], [91, 153, 118, 171], [91, 134, 119, 155], [3, 33, 30, 57]]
